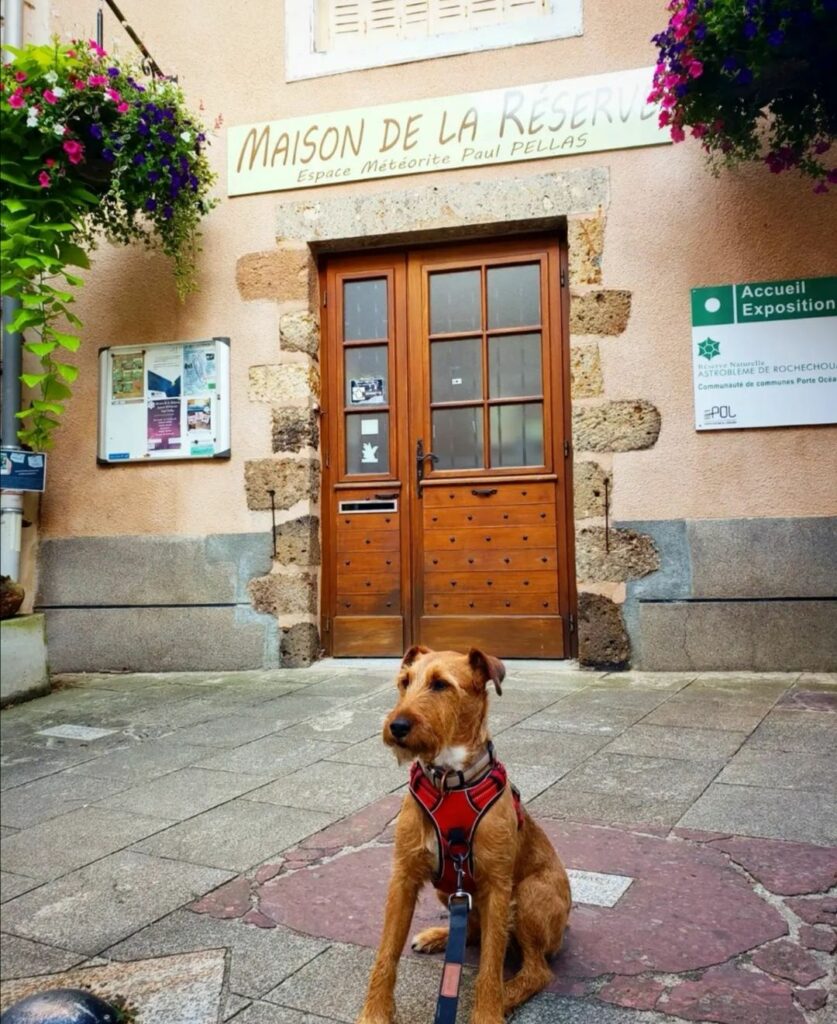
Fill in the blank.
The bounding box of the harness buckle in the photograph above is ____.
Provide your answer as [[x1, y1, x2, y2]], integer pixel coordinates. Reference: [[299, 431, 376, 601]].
[[448, 889, 472, 911]]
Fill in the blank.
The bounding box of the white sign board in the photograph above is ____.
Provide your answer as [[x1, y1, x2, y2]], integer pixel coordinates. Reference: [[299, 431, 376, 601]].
[[691, 277, 837, 430], [98, 338, 231, 463], [227, 66, 667, 197]]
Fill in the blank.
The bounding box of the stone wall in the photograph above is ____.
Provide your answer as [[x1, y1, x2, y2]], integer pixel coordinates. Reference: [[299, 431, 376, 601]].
[[235, 168, 663, 667], [36, 534, 278, 672], [566, 214, 661, 668], [620, 517, 837, 671]]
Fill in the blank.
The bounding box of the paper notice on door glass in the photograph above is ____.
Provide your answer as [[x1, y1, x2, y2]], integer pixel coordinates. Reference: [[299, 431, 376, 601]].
[[184, 343, 217, 395], [350, 378, 385, 405], [360, 419, 379, 435], [147, 398, 182, 451], [146, 346, 182, 397], [111, 352, 144, 402], [361, 442, 379, 464]]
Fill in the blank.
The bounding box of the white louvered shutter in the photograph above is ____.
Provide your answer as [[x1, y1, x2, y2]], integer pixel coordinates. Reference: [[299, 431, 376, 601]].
[[316, 0, 548, 51]]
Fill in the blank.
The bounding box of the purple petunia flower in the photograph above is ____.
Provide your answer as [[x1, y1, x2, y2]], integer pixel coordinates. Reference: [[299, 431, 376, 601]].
[[147, 170, 161, 182], [743, 20, 758, 38], [107, 67, 120, 77], [133, 153, 146, 165], [145, 197, 157, 211], [102, 148, 115, 162], [89, 123, 103, 140], [737, 67, 753, 84], [767, 29, 784, 45], [163, 204, 173, 220], [137, 120, 149, 136]]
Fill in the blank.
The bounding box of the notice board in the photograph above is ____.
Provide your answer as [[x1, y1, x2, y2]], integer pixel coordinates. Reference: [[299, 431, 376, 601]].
[[691, 275, 837, 431], [98, 338, 231, 463]]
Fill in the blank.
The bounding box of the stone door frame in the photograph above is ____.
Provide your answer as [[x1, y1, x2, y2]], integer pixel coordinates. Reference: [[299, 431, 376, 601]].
[[240, 168, 662, 667]]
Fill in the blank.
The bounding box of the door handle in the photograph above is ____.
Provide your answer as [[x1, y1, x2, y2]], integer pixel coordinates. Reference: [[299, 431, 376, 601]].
[[374, 492, 398, 500], [471, 488, 498, 498], [416, 439, 439, 494]]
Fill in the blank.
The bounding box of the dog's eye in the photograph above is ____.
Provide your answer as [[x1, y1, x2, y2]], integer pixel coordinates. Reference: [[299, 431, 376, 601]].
[[430, 678, 450, 692], [397, 674, 410, 690]]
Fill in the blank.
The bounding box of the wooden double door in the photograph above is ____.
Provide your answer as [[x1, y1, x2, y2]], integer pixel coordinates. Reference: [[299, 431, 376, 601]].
[[321, 237, 576, 658]]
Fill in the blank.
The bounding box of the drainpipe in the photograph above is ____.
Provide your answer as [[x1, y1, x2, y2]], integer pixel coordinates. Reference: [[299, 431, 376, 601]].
[[1, 0, 25, 583]]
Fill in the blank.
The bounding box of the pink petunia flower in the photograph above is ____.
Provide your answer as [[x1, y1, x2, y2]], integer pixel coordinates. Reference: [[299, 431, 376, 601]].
[[38, 170, 50, 188], [691, 124, 707, 138], [116, 101, 129, 113], [670, 124, 686, 143], [73, 79, 86, 90], [14, 71, 27, 83], [45, 158, 56, 167], [105, 87, 121, 103], [62, 138, 85, 164], [88, 75, 107, 87], [8, 88, 25, 108], [43, 89, 59, 104], [89, 39, 107, 58], [688, 61, 703, 78]]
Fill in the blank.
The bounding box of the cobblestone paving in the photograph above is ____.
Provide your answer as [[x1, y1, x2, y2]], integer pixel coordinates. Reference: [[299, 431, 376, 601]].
[[1, 664, 835, 1023]]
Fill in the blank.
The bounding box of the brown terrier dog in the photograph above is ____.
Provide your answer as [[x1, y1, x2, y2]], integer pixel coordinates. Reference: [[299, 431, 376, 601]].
[[357, 645, 571, 1024]]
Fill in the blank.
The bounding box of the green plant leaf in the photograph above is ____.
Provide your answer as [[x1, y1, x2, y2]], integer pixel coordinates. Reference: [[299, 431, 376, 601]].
[[9, 308, 44, 331], [58, 243, 90, 268], [25, 341, 57, 358], [55, 362, 79, 383], [32, 400, 66, 414], [20, 373, 47, 388], [51, 331, 81, 351]]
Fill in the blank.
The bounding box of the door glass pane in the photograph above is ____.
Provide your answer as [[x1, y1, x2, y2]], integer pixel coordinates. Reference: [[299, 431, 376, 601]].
[[431, 338, 482, 403], [429, 270, 481, 334], [488, 333, 542, 398], [490, 403, 544, 467], [432, 407, 484, 470], [346, 412, 389, 474], [345, 345, 388, 405], [487, 263, 541, 329], [343, 278, 387, 341]]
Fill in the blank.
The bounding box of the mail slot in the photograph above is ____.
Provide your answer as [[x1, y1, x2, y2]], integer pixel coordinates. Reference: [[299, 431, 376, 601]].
[[338, 499, 398, 514]]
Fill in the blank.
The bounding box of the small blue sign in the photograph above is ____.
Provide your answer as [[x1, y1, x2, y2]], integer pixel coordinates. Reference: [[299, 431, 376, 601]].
[[0, 448, 47, 492]]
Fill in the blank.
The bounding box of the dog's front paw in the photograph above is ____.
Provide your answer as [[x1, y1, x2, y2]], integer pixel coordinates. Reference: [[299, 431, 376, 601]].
[[411, 925, 449, 953]]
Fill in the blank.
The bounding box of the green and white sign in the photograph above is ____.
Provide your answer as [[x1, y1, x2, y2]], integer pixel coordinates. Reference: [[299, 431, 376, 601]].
[[691, 275, 837, 431]]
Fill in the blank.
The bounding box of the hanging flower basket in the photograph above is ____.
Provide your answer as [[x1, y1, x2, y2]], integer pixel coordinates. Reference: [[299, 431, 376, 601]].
[[650, 0, 837, 191], [0, 38, 220, 452]]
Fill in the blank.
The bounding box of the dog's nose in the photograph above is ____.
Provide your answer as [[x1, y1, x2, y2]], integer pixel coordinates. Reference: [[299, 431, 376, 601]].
[[390, 716, 412, 740]]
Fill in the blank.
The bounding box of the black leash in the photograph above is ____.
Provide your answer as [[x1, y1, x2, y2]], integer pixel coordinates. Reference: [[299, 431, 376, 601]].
[[434, 851, 470, 1024]]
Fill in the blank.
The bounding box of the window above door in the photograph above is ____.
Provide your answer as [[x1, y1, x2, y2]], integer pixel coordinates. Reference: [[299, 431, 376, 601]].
[[285, 0, 583, 81]]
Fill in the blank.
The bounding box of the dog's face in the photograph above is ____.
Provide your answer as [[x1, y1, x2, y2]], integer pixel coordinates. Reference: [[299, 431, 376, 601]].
[[382, 646, 505, 766]]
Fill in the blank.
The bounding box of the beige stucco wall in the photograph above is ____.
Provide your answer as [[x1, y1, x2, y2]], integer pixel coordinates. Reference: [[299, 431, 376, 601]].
[[36, 0, 837, 543]]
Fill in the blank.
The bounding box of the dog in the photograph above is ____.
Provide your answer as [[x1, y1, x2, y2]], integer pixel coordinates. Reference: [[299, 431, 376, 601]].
[[356, 645, 571, 1024]]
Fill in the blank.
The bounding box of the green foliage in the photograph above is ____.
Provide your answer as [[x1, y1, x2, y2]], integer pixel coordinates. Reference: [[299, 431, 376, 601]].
[[1, 38, 218, 450]]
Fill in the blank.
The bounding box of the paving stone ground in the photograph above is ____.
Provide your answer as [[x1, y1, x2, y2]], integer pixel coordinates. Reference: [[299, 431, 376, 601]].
[[1, 664, 835, 1024]]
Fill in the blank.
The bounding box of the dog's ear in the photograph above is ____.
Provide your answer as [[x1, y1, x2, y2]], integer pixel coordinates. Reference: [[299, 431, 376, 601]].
[[467, 648, 505, 696], [401, 644, 431, 668]]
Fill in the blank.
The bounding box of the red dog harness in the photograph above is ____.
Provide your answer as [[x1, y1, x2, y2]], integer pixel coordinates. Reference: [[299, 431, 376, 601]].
[[409, 752, 524, 895]]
